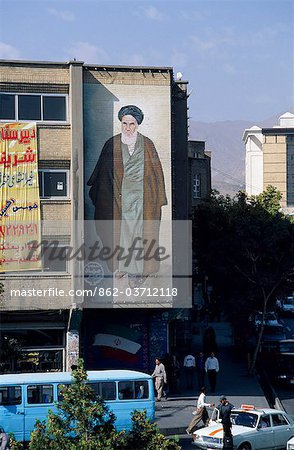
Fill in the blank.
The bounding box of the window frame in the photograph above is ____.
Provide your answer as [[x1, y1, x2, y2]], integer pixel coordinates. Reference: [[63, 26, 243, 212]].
[[118, 380, 149, 401], [27, 384, 54, 405], [0, 385, 22, 405], [39, 169, 70, 199], [0, 92, 69, 123], [90, 381, 116, 401]]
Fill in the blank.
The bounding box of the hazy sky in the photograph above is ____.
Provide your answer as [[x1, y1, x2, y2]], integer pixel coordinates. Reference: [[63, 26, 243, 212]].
[[0, 0, 293, 122]]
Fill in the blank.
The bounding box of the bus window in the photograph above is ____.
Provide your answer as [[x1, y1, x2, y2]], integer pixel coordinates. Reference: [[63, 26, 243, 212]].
[[135, 381, 149, 399], [0, 386, 22, 405], [27, 385, 53, 404], [57, 384, 70, 402], [118, 381, 135, 400], [91, 382, 116, 401]]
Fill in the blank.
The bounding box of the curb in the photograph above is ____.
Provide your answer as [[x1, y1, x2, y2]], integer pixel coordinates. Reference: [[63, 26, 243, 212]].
[[257, 365, 285, 411]]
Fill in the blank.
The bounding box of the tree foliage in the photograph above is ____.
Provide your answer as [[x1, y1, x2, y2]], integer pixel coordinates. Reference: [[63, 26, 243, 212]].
[[193, 186, 294, 370]]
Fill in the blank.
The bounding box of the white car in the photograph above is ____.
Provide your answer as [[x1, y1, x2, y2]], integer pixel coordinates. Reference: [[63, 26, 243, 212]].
[[250, 311, 280, 329], [288, 437, 294, 450], [192, 405, 294, 450]]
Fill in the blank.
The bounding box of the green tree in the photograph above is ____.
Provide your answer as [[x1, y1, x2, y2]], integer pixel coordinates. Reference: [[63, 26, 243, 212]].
[[125, 410, 180, 450], [194, 187, 294, 372]]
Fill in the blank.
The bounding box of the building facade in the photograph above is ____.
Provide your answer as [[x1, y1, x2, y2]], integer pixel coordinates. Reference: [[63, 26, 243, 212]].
[[188, 140, 211, 211], [243, 112, 294, 210], [0, 59, 191, 373]]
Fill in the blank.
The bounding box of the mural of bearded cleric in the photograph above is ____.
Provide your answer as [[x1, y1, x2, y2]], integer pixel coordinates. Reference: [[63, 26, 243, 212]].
[[87, 105, 167, 288]]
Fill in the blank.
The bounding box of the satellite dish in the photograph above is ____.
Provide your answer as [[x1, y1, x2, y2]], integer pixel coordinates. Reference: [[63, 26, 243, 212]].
[[176, 72, 183, 81]]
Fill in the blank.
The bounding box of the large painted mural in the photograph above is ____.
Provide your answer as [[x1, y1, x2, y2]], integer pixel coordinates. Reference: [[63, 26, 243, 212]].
[[83, 69, 172, 307]]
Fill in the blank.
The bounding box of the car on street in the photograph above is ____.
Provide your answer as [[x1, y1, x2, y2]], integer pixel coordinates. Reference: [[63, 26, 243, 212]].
[[261, 339, 294, 386], [277, 297, 294, 316], [249, 311, 280, 330], [192, 404, 294, 450], [288, 437, 294, 450], [261, 323, 286, 343]]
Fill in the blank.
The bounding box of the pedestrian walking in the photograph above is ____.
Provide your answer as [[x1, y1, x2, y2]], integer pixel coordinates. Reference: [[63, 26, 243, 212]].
[[151, 357, 167, 401], [205, 351, 219, 392], [183, 352, 196, 389], [186, 387, 214, 434], [196, 351, 206, 390], [217, 395, 234, 448]]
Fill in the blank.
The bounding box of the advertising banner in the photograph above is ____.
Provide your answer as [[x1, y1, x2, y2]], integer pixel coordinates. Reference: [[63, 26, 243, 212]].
[[0, 122, 41, 272]]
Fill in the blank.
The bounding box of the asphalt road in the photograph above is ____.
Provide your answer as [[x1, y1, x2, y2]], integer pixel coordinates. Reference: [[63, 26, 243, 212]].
[[275, 315, 294, 415]]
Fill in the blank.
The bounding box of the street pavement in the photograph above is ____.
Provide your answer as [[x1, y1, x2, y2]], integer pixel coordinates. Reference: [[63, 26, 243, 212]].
[[155, 346, 269, 436]]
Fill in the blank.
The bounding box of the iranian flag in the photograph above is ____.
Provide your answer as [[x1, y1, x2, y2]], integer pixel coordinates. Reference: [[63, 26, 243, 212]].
[[93, 325, 142, 365]]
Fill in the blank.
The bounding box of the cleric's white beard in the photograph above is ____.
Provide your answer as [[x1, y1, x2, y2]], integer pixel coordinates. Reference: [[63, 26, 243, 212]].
[[121, 131, 138, 146]]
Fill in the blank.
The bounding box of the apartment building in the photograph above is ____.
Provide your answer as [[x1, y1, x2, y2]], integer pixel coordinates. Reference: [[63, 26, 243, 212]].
[[188, 140, 211, 210], [243, 112, 294, 211]]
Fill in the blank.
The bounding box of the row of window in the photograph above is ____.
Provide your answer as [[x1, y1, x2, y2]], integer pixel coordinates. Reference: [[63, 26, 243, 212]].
[[0, 380, 149, 405], [192, 173, 201, 199], [0, 93, 67, 122]]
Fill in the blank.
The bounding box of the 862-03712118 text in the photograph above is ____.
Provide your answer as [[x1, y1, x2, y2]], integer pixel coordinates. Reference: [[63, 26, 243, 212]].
[[95, 287, 178, 297]]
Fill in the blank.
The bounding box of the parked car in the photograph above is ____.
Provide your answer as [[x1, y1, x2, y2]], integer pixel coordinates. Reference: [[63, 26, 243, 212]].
[[288, 436, 294, 450], [249, 311, 280, 330], [277, 297, 294, 316], [261, 324, 286, 343], [261, 339, 294, 386], [192, 405, 294, 450]]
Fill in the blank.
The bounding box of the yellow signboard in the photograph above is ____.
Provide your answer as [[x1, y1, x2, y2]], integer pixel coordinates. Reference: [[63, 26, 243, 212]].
[[0, 122, 41, 272]]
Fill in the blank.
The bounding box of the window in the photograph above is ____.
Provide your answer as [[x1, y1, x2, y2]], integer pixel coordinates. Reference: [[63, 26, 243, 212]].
[[0, 386, 22, 405], [118, 381, 149, 400], [27, 384, 53, 404], [0, 93, 67, 122], [192, 174, 201, 199], [39, 170, 69, 198], [57, 383, 70, 401], [0, 94, 15, 120], [91, 382, 116, 401], [43, 96, 66, 121], [259, 415, 270, 428], [42, 239, 69, 273], [271, 414, 288, 426], [18, 95, 41, 120]]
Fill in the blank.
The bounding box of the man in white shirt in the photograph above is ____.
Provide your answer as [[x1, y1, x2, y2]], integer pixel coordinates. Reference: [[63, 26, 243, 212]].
[[183, 353, 196, 390], [186, 387, 214, 434], [205, 352, 219, 393]]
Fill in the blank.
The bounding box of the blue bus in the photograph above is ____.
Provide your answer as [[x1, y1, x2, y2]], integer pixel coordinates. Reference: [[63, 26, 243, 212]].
[[0, 370, 155, 442]]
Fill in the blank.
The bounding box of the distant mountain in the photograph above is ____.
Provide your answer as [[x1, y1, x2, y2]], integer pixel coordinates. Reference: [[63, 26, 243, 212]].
[[188, 113, 282, 196]]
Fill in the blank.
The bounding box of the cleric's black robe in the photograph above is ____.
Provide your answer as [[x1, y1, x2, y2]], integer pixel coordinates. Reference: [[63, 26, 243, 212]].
[[87, 133, 167, 274]]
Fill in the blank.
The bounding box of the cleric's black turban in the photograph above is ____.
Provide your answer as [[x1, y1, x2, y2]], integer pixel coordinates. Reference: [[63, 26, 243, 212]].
[[118, 105, 144, 125]]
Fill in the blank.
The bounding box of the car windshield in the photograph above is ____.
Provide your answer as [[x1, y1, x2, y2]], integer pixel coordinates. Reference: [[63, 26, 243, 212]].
[[231, 411, 258, 428]]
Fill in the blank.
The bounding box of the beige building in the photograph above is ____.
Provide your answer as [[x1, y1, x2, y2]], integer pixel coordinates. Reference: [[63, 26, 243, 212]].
[[0, 59, 191, 373], [243, 112, 294, 210], [0, 60, 84, 372]]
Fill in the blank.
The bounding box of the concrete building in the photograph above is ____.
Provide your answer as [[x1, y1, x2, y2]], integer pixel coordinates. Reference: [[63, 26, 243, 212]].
[[0, 59, 191, 373], [188, 140, 211, 211], [243, 112, 294, 210]]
